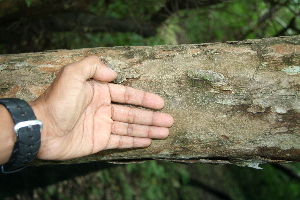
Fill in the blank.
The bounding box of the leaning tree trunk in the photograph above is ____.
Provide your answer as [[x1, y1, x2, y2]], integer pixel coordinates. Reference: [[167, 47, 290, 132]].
[[1, 36, 300, 168]]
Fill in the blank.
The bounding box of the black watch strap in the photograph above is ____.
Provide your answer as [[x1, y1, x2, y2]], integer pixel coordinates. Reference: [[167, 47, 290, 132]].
[[0, 98, 42, 174]]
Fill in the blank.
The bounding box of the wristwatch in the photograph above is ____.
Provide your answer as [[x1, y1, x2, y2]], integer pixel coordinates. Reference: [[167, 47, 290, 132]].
[[0, 98, 42, 174]]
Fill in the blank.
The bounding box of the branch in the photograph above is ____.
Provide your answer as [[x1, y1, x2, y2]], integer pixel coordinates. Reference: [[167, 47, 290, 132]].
[[1, 36, 300, 167]]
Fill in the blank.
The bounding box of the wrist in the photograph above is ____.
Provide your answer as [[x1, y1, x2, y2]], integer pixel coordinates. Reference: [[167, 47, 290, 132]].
[[0, 98, 42, 173], [0, 105, 16, 165]]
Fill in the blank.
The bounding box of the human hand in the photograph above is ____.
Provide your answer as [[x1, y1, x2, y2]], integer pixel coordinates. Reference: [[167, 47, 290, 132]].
[[29, 56, 174, 160]]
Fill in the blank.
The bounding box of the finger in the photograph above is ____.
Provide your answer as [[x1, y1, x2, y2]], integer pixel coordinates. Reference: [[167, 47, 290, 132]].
[[108, 84, 164, 109], [111, 121, 169, 139], [65, 56, 117, 82], [111, 104, 174, 127], [105, 135, 152, 149]]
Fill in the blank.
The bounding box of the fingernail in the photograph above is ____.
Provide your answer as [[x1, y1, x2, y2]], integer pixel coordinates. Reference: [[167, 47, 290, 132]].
[[108, 67, 117, 75], [106, 63, 117, 73], [108, 67, 115, 72]]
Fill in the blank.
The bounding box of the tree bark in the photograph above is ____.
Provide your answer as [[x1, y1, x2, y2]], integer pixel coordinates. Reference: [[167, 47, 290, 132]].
[[1, 36, 300, 168]]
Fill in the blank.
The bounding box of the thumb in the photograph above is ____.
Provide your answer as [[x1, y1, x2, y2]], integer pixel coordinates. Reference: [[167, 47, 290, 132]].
[[73, 56, 118, 82]]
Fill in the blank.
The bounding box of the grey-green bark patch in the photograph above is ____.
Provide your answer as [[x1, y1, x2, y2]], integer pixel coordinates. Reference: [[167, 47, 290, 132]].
[[0, 63, 7, 71], [281, 66, 300, 75], [187, 69, 228, 88]]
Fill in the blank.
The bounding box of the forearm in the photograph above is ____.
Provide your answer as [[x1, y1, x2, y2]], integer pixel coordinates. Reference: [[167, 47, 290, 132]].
[[0, 105, 16, 165]]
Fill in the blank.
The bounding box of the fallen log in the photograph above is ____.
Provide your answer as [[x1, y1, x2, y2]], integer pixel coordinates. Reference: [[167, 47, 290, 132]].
[[1, 35, 300, 168]]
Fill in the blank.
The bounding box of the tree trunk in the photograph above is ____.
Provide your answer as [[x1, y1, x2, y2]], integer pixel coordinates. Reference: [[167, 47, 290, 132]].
[[1, 36, 300, 168]]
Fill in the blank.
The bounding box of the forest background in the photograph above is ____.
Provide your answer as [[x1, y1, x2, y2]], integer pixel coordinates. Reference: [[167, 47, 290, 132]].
[[0, 0, 300, 199]]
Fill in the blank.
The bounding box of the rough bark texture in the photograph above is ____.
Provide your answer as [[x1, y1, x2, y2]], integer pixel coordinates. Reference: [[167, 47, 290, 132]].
[[1, 36, 300, 168]]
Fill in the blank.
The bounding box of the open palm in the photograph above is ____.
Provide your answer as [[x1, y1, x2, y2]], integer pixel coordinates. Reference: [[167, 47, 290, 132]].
[[30, 56, 174, 160]]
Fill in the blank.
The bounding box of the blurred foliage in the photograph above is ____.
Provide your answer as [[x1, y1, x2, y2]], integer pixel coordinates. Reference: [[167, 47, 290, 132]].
[[89, 0, 165, 19], [12, 161, 195, 200], [24, 0, 32, 7], [1, 0, 299, 53], [6, 162, 300, 200], [41, 0, 300, 48], [43, 0, 300, 45], [226, 164, 300, 200]]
